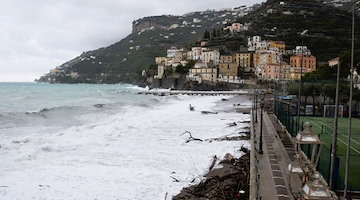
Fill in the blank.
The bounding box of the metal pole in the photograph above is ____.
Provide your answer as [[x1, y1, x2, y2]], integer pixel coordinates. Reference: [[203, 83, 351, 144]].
[[297, 30, 307, 130], [255, 89, 258, 123], [259, 95, 264, 154], [344, 3, 358, 197], [329, 62, 340, 189]]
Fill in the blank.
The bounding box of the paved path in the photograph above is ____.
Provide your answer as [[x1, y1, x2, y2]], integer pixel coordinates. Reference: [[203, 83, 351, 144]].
[[253, 110, 301, 200]]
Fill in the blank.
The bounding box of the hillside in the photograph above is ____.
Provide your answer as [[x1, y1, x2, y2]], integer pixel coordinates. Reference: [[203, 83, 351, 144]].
[[37, 0, 360, 84], [246, 0, 360, 62], [37, 8, 251, 84]]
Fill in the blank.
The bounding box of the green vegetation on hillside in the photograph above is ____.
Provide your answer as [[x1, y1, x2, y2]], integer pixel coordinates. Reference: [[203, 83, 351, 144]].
[[38, 0, 360, 84]]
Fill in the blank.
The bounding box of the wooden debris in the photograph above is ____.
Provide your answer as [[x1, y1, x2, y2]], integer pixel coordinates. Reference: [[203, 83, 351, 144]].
[[170, 176, 180, 182], [224, 153, 235, 163], [209, 155, 217, 171], [188, 104, 195, 111], [180, 131, 203, 143], [201, 111, 218, 114], [172, 153, 250, 200], [228, 122, 237, 127]]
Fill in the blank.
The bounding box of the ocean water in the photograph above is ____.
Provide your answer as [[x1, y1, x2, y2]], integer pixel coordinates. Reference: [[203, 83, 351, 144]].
[[0, 82, 251, 200]]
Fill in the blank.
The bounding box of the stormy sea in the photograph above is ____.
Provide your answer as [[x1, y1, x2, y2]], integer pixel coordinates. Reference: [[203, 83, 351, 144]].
[[0, 82, 251, 199]]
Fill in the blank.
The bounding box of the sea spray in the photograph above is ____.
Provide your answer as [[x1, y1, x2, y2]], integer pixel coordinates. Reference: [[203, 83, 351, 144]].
[[0, 83, 251, 199]]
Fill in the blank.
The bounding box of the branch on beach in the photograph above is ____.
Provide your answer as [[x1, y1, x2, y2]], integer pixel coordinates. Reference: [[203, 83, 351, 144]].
[[209, 155, 217, 171], [180, 131, 203, 143], [227, 122, 237, 127], [170, 176, 180, 182], [205, 135, 250, 142], [172, 153, 250, 200]]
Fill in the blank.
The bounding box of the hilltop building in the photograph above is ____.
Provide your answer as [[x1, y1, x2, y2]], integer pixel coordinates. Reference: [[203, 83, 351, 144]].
[[293, 46, 311, 55]]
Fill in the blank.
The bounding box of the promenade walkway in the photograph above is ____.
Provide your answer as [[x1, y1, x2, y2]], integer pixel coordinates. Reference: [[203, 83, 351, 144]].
[[251, 109, 303, 200]]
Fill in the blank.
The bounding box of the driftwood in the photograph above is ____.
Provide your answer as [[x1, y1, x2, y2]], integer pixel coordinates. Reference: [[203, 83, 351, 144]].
[[172, 153, 250, 200], [206, 135, 250, 142], [188, 104, 195, 111], [209, 155, 217, 171], [181, 129, 251, 144], [181, 131, 203, 143], [224, 153, 235, 163], [240, 120, 251, 123], [170, 176, 180, 182], [201, 111, 218, 114], [228, 122, 237, 127]]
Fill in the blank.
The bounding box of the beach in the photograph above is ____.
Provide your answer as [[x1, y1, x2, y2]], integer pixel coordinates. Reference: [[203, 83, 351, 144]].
[[0, 83, 252, 199]]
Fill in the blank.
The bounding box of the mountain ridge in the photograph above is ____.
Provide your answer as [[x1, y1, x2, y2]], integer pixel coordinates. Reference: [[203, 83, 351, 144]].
[[36, 0, 360, 84]]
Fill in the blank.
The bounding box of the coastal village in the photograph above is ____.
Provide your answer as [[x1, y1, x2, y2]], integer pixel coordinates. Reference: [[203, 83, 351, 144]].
[[31, 1, 360, 199], [152, 33, 318, 85]]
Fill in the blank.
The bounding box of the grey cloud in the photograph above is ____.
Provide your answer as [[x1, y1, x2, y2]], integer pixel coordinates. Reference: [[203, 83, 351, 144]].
[[0, 0, 265, 82]]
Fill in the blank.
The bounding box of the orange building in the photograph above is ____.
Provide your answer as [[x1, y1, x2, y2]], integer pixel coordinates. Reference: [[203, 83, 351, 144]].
[[263, 62, 291, 81], [289, 55, 317, 80], [290, 55, 316, 71]]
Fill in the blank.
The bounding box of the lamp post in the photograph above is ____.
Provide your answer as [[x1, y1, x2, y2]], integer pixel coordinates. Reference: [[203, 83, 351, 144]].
[[344, 1, 360, 198], [259, 93, 265, 154], [329, 62, 341, 190], [255, 89, 258, 123], [297, 29, 308, 131]]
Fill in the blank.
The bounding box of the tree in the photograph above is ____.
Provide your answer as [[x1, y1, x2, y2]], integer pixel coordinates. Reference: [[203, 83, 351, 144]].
[[310, 84, 321, 107], [321, 84, 336, 104], [353, 88, 360, 101], [176, 60, 196, 75], [339, 50, 360, 78], [303, 83, 317, 107], [303, 64, 336, 81], [212, 29, 217, 39], [286, 83, 300, 95], [203, 29, 210, 40]]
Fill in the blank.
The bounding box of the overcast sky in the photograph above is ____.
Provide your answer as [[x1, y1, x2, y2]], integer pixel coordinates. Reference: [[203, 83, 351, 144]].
[[0, 0, 265, 82]]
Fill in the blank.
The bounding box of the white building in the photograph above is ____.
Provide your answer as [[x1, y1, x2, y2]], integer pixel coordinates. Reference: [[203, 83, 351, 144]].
[[188, 66, 218, 84], [248, 36, 262, 51], [155, 63, 166, 79], [166, 47, 181, 58], [201, 49, 220, 65], [293, 46, 311, 55]]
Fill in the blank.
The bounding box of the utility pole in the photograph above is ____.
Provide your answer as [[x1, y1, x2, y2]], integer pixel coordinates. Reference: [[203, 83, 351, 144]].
[[255, 89, 258, 123], [329, 62, 340, 190], [259, 94, 264, 154], [344, 2, 359, 198], [297, 29, 308, 130]]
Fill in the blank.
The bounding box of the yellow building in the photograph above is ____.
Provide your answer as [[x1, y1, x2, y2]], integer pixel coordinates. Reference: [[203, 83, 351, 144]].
[[155, 57, 168, 65], [233, 53, 252, 72], [268, 41, 286, 54], [218, 63, 239, 82], [219, 63, 238, 77], [220, 55, 233, 63]]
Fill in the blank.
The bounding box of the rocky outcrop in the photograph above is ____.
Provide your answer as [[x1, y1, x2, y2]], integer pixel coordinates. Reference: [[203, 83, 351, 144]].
[[132, 15, 179, 33], [132, 20, 163, 34]]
